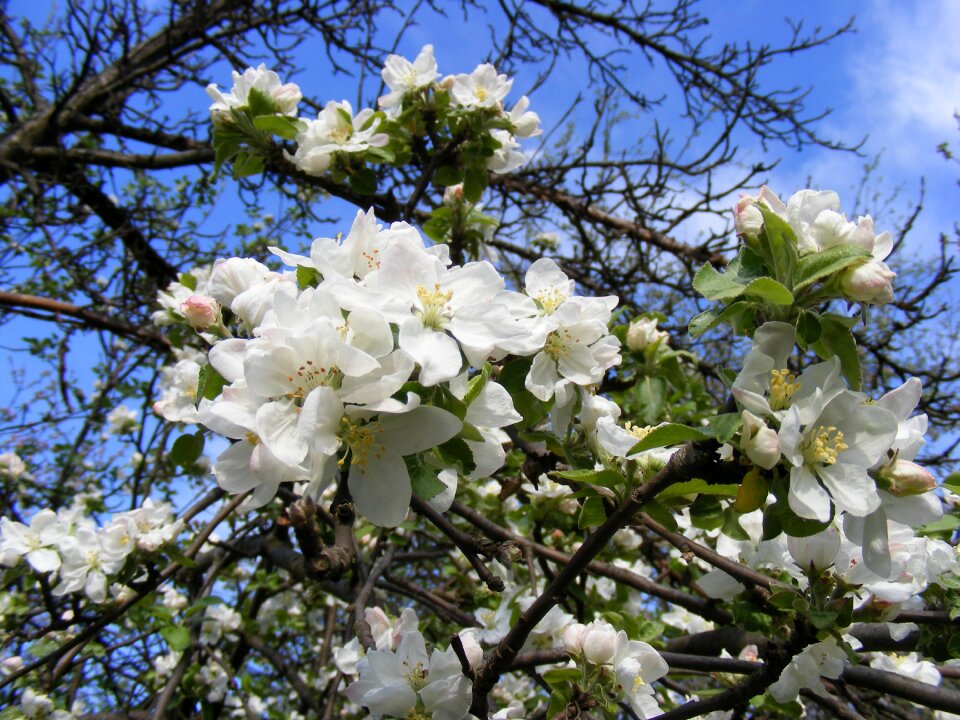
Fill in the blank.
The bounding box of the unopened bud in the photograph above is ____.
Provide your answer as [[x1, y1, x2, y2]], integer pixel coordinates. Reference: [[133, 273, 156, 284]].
[[562, 623, 586, 658], [839, 260, 895, 305], [734, 196, 764, 239], [458, 629, 484, 670], [626, 317, 668, 353], [180, 295, 221, 330], [875, 459, 936, 496], [580, 621, 618, 665]]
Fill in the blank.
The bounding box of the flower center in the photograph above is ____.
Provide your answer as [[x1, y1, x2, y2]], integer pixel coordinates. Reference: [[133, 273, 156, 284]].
[[416, 283, 453, 330], [339, 418, 385, 469], [769, 368, 800, 411], [534, 288, 566, 314], [802, 425, 848, 466], [244, 432, 259, 446], [625, 422, 654, 441], [286, 360, 341, 401], [402, 659, 429, 691], [474, 85, 488, 102], [544, 328, 579, 358]]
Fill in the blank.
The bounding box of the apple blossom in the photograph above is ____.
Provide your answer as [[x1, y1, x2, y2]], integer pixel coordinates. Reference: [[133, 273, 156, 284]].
[[626, 317, 668, 352], [379, 44, 440, 110], [206, 64, 301, 123]]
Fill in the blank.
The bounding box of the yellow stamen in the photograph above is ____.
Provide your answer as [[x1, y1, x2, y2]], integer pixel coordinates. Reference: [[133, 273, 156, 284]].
[[416, 283, 454, 329], [769, 368, 800, 411], [803, 425, 848, 466]]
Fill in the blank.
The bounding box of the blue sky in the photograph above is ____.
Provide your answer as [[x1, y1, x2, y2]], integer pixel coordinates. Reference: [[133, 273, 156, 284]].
[[2, 1, 958, 462]]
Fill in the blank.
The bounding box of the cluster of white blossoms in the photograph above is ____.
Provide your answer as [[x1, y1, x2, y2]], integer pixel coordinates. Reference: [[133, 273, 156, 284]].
[[727, 321, 941, 576], [342, 608, 476, 720], [563, 619, 669, 718], [0, 497, 181, 603], [734, 186, 896, 304], [207, 46, 540, 179], [153, 209, 620, 526]]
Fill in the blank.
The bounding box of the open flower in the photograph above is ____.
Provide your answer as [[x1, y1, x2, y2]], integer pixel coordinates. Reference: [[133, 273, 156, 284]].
[[779, 389, 898, 522]]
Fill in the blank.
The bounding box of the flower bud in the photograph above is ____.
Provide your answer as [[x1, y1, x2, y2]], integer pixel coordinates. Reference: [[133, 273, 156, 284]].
[[562, 623, 586, 658], [458, 629, 484, 670], [180, 295, 221, 330], [875, 459, 936, 496], [626, 317, 668, 353], [839, 260, 895, 305], [272, 83, 302, 115], [734, 196, 764, 239], [787, 525, 841, 573], [580, 620, 618, 665], [741, 410, 780, 470]]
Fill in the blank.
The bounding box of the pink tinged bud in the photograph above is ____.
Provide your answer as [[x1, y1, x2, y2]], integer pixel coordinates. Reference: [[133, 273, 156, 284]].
[[787, 525, 841, 573], [562, 623, 586, 658], [734, 196, 764, 239], [875, 459, 936, 496], [580, 621, 618, 665], [840, 260, 896, 305], [180, 295, 221, 330]]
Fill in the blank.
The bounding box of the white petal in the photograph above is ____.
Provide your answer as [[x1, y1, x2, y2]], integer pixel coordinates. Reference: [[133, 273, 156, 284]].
[[788, 466, 832, 522], [818, 463, 880, 517], [350, 454, 412, 527]]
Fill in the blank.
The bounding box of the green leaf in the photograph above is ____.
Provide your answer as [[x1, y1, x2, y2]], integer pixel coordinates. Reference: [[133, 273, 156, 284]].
[[794, 244, 872, 292], [688, 300, 753, 338], [692, 263, 747, 301], [434, 386, 468, 420], [578, 496, 607, 528], [463, 364, 492, 406], [542, 668, 582, 687], [809, 609, 839, 630], [918, 513, 960, 536], [462, 166, 487, 203], [744, 277, 794, 305], [179, 272, 198, 291], [435, 437, 475, 475], [941, 472, 960, 493], [689, 494, 724, 530], [721, 505, 751, 541], [704, 413, 741, 443], [553, 468, 624, 489], [629, 423, 709, 454], [764, 500, 832, 538], [252, 114, 300, 140], [296, 265, 322, 288], [170, 432, 204, 468], [459, 422, 484, 443], [497, 357, 547, 429], [948, 632, 960, 659], [407, 458, 448, 502], [231, 152, 264, 178], [657, 478, 739, 500], [182, 596, 224, 619], [641, 499, 678, 532], [755, 205, 799, 285], [768, 590, 802, 610], [813, 314, 861, 390], [160, 625, 191, 652], [635, 376, 667, 425], [796, 310, 822, 347], [196, 364, 226, 404], [349, 168, 378, 195], [246, 87, 277, 117], [433, 165, 464, 187]]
